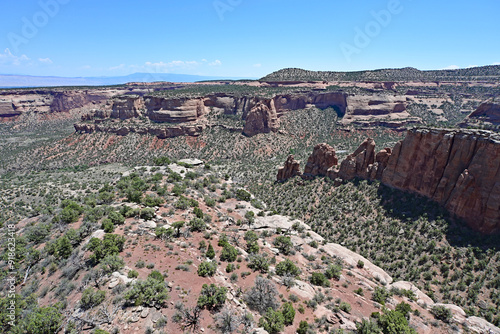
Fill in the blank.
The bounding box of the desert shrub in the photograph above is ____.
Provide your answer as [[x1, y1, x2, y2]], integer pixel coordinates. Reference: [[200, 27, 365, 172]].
[[372, 287, 392, 305], [140, 208, 155, 220], [247, 253, 269, 273], [325, 264, 342, 280], [431, 305, 452, 323], [310, 272, 330, 287], [244, 276, 280, 314], [128, 270, 139, 278], [197, 284, 227, 310], [244, 230, 259, 254], [108, 211, 125, 225], [197, 261, 217, 277], [206, 243, 215, 259], [142, 194, 164, 207], [378, 310, 416, 334], [148, 270, 164, 282], [214, 306, 241, 334], [101, 219, 114, 233], [100, 254, 125, 273], [218, 234, 229, 247], [55, 236, 73, 259], [297, 320, 309, 334], [273, 236, 293, 255], [153, 156, 171, 165], [25, 223, 52, 244], [80, 288, 106, 310], [87, 234, 126, 264], [124, 277, 169, 307], [275, 258, 301, 277], [395, 301, 412, 319], [355, 319, 382, 334], [281, 302, 295, 325], [220, 244, 238, 262], [172, 221, 185, 237], [236, 189, 251, 201], [11, 303, 63, 334], [339, 301, 352, 313], [188, 218, 206, 232], [258, 308, 284, 334]]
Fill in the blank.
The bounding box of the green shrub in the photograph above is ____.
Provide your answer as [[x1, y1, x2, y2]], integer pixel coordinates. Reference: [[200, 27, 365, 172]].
[[124, 277, 169, 307], [378, 310, 416, 334], [339, 301, 352, 313], [128, 270, 139, 278], [108, 211, 125, 224], [80, 288, 106, 310], [273, 236, 293, 255], [236, 189, 251, 201], [247, 253, 269, 273], [297, 320, 309, 334], [310, 272, 330, 287], [220, 244, 238, 262], [372, 287, 391, 305], [355, 319, 382, 334], [206, 243, 215, 259], [87, 234, 126, 264], [325, 264, 342, 280], [244, 230, 259, 254], [100, 254, 125, 273], [281, 302, 295, 325], [431, 305, 452, 323], [258, 308, 284, 334], [275, 258, 301, 277], [197, 261, 217, 277], [148, 270, 164, 282], [197, 284, 227, 310], [101, 219, 114, 233], [189, 218, 206, 232]]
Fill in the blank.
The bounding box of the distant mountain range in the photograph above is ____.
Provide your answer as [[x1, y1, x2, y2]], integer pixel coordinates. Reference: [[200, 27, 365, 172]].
[[261, 65, 500, 82], [0, 73, 254, 88]]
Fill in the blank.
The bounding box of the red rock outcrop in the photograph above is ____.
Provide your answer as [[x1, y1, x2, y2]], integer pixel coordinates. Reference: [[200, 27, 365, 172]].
[[242, 101, 279, 137], [303, 143, 338, 177], [276, 155, 302, 181], [337, 138, 376, 180], [381, 128, 500, 234], [460, 98, 500, 129], [111, 95, 145, 119]]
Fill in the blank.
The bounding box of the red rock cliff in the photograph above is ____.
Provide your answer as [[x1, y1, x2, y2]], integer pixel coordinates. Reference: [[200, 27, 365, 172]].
[[381, 128, 500, 234]]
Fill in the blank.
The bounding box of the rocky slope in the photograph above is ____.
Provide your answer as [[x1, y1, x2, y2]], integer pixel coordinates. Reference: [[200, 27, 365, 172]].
[[277, 128, 500, 235], [6, 162, 499, 334]]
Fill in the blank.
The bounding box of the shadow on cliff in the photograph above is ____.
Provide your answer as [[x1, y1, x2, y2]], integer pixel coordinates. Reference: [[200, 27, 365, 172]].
[[365, 179, 500, 251]]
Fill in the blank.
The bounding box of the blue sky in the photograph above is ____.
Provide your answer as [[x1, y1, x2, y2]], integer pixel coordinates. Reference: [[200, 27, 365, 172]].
[[0, 0, 499, 78]]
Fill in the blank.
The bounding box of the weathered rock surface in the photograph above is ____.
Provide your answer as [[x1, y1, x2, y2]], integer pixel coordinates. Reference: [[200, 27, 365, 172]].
[[111, 95, 145, 119], [341, 94, 418, 128], [243, 101, 279, 136], [460, 97, 500, 129], [381, 128, 500, 234], [337, 138, 376, 180], [276, 155, 302, 181], [303, 143, 338, 177]]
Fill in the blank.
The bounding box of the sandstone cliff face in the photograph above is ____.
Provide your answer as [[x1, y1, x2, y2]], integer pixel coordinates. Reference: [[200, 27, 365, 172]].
[[111, 95, 145, 119], [303, 143, 338, 177], [242, 101, 279, 136], [277, 128, 500, 234], [341, 94, 420, 129], [460, 98, 500, 129], [381, 128, 500, 234], [276, 155, 302, 181], [144, 96, 205, 123]]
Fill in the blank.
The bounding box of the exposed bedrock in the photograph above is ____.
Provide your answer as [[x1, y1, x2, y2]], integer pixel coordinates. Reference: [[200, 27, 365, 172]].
[[277, 128, 500, 234]]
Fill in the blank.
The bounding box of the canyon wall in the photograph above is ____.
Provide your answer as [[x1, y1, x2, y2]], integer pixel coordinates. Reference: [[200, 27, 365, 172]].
[[278, 128, 500, 234]]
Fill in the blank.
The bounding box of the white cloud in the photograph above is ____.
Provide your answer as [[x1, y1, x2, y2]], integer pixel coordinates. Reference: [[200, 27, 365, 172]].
[[492, 62, 500, 65], [109, 64, 126, 71], [209, 60, 222, 66], [38, 57, 53, 64], [253, 63, 262, 68], [0, 48, 30, 66]]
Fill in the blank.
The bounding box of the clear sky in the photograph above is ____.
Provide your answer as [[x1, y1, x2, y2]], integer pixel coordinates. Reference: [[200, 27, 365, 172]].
[[0, 0, 499, 78]]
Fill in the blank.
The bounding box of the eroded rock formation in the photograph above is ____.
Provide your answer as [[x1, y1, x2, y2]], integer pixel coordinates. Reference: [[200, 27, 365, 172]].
[[381, 128, 500, 234], [460, 98, 500, 129], [276, 155, 302, 181], [303, 143, 338, 177], [242, 101, 279, 136], [277, 128, 500, 234]]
